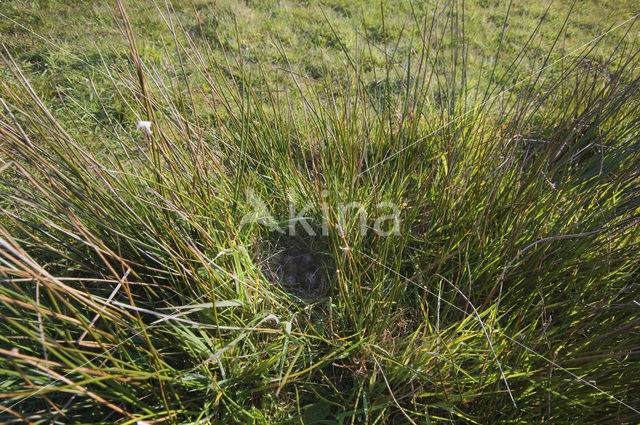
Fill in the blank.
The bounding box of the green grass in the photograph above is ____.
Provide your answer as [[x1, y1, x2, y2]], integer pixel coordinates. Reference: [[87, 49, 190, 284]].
[[1, 0, 640, 423]]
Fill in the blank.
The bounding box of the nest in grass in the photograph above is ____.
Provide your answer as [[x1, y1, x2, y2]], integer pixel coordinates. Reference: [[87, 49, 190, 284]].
[[278, 246, 328, 299], [258, 238, 329, 300]]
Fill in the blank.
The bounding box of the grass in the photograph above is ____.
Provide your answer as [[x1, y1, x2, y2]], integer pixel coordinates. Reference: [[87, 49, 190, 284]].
[[1, 0, 639, 423]]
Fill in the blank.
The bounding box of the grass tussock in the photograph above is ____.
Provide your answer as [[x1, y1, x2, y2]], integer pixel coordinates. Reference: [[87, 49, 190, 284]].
[[1, 1, 640, 423]]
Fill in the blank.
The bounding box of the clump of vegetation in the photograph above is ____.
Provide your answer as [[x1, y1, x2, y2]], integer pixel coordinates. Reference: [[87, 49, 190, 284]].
[[0, 0, 639, 423]]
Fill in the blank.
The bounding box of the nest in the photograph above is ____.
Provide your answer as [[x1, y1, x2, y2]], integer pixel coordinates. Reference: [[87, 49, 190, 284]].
[[278, 246, 328, 299], [257, 237, 329, 300]]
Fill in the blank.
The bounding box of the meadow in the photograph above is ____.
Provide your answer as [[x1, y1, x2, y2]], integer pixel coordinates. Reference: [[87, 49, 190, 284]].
[[1, 0, 639, 423]]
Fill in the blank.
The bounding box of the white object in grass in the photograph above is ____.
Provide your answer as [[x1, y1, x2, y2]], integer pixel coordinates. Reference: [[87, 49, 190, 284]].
[[136, 120, 152, 136]]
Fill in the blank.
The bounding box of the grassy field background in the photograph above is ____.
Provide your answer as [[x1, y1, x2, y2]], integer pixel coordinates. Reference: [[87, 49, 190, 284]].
[[1, 0, 639, 424], [1, 0, 638, 132]]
